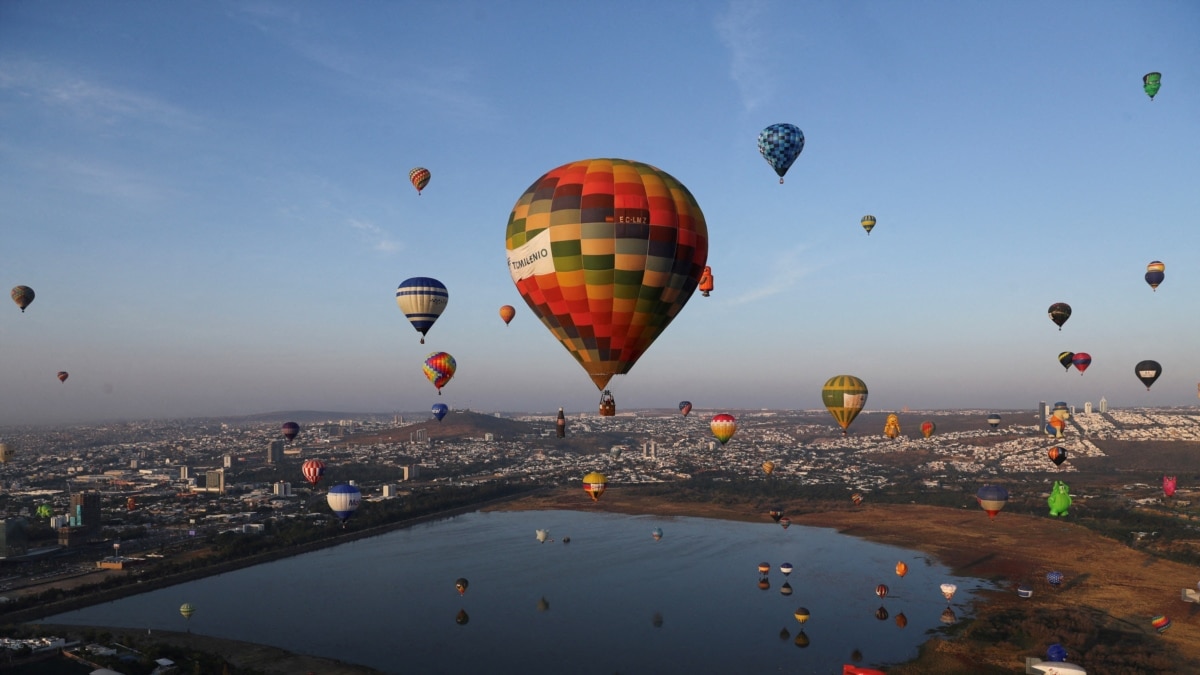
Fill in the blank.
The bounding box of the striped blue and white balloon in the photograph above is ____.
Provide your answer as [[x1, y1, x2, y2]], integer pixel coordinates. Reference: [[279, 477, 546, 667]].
[[396, 277, 448, 344]]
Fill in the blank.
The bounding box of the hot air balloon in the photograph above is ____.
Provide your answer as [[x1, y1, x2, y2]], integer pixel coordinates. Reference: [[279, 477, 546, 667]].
[[651, 527, 663, 541], [874, 606, 889, 621], [896, 561, 908, 578], [582, 472, 607, 502], [302, 459, 326, 489], [793, 632, 810, 649], [822, 375, 868, 435], [780, 582, 793, 596], [456, 609, 469, 625], [10, 286, 34, 312], [396, 277, 448, 344], [505, 159, 708, 401], [940, 607, 957, 625], [1135, 360, 1162, 390], [499, 305, 516, 325], [940, 583, 957, 602], [423, 352, 456, 394], [1048, 447, 1067, 466], [711, 414, 737, 444], [779, 517, 791, 529], [1152, 615, 1171, 633], [920, 421, 935, 438], [281, 422, 299, 442], [1017, 585, 1033, 598], [1048, 480, 1072, 517], [758, 562, 770, 575], [758, 577, 770, 591], [780, 563, 793, 576], [432, 403, 449, 421], [861, 215, 876, 235], [327, 484, 362, 526], [1145, 261, 1164, 291], [762, 461, 776, 476], [1072, 353, 1091, 374], [895, 612, 908, 629], [455, 578, 469, 596], [757, 123, 805, 183], [36, 503, 51, 518], [180, 603, 195, 621], [1058, 352, 1075, 373], [976, 485, 1009, 519], [1163, 476, 1176, 498], [678, 401, 692, 417], [536, 529, 550, 543], [409, 167, 431, 195], [1143, 72, 1161, 100], [1046, 416, 1065, 438], [987, 414, 1001, 428], [1046, 571, 1063, 587], [698, 266, 713, 297], [875, 584, 889, 599], [769, 509, 783, 522], [0, 443, 11, 464], [883, 414, 900, 439], [56, 371, 68, 383], [794, 607, 810, 625], [851, 493, 863, 506], [1047, 303, 1071, 330], [1046, 643, 1066, 662]]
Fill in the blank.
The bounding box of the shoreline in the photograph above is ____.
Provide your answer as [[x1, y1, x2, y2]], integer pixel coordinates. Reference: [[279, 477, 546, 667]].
[[14, 487, 1200, 673]]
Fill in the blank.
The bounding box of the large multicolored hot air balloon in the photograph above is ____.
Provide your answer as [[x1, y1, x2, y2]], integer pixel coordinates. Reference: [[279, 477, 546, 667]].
[[423, 352, 456, 394], [56, 371, 68, 383], [281, 422, 300, 442], [1072, 353, 1091, 374], [976, 485, 1009, 519], [327, 484, 362, 526], [679, 401, 692, 417], [499, 305, 516, 325], [1163, 475, 1176, 498], [1058, 352, 1075, 373], [822, 375, 868, 435], [1048, 303, 1071, 330], [1143, 72, 1161, 100], [1145, 261, 1165, 291], [409, 167, 431, 195], [711, 413, 737, 444], [920, 421, 935, 438], [11, 286, 34, 312], [396, 277, 448, 344], [302, 459, 326, 489], [505, 159, 708, 402], [432, 403, 449, 421], [1135, 360, 1162, 390], [860, 215, 876, 235], [757, 123, 805, 183], [582, 471, 607, 501]]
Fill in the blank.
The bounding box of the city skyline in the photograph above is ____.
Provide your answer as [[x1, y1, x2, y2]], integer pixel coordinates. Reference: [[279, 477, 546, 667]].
[[1, 1, 1198, 426]]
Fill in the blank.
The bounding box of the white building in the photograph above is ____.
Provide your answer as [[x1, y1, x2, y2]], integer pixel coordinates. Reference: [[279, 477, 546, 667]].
[[273, 481, 292, 497]]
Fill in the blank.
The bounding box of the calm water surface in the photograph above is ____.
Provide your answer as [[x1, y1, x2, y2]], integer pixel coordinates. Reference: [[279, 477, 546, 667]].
[[41, 511, 987, 674]]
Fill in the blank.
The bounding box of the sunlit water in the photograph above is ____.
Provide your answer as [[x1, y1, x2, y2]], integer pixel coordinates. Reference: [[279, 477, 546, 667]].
[[40, 510, 987, 674]]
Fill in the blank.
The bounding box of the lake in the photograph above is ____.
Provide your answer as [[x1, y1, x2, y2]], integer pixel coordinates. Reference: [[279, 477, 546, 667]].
[[40, 510, 986, 674]]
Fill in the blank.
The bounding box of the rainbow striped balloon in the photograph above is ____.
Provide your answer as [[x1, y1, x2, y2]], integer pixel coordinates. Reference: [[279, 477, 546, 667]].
[[422, 352, 456, 394], [1151, 615, 1171, 633]]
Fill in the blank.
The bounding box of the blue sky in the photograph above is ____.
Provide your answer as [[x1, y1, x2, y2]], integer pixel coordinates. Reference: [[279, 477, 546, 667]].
[[1, 1, 1197, 425]]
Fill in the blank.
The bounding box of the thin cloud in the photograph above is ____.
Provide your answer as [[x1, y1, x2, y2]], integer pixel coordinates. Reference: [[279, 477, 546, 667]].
[[714, 0, 776, 113], [0, 58, 200, 131], [348, 219, 402, 254], [724, 244, 816, 305]]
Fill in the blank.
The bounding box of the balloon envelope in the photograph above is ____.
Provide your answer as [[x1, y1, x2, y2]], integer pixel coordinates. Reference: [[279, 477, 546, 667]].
[[431, 403, 449, 421], [940, 583, 957, 602], [1145, 260, 1165, 291], [505, 158, 708, 391], [179, 603, 195, 620], [1135, 360, 1162, 390], [678, 401, 692, 417], [455, 578, 469, 596], [1048, 303, 1071, 330], [409, 167, 431, 194], [499, 304, 516, 325], [711, 414, 737, 444], [861, 215, 876, 235], [1143, 72, 1161, 100], [56, 371, 69, 383], [1048, 447, 1067, 466], [875, 584, 889, 599], [281, 422, 300, 441], [10, 286, 34, 312], [327, 484, 362, 524], [396, 277, 449, 343], [1058, 352, 1075, 372], [582, 472, 607, 501], [757, 123, 805, 182], [987, 414, 1001, 428], [976, 485, 1009, 519], [423, 352, 456, 393], [895, 561, 908, 578], [822, 375, 868, 434], [920, 421, 935, 438], [301, 459, 326, 488], [1071, 353, 1091, 374]]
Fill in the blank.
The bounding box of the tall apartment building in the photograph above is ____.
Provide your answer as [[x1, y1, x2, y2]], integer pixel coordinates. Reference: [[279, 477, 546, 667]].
[[267, 440, 284, 464], [206, 469, 226, 495], [1100, 397, 1108, 413], [69, 492, 101, 530]]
